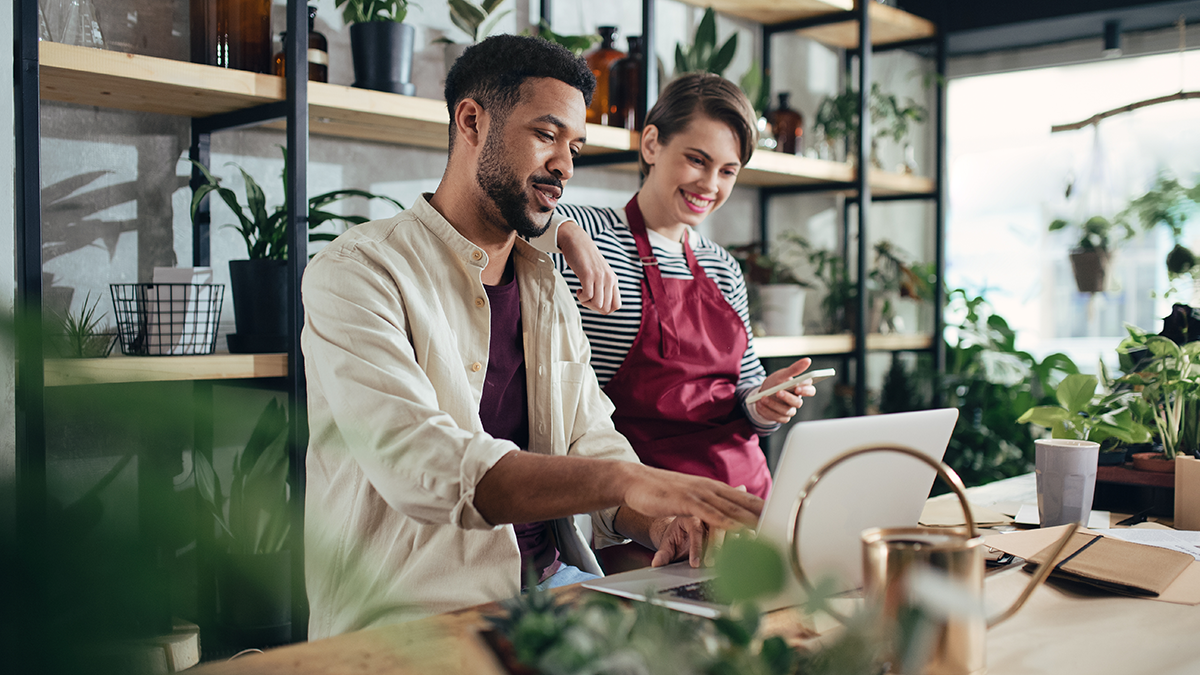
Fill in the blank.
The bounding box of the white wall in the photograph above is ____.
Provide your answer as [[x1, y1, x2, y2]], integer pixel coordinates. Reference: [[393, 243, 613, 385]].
[[1, 2, 18, 536]]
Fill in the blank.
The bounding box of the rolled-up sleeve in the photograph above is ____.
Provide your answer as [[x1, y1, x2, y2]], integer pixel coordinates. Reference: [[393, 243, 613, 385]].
[[303, 248, 514, 531]]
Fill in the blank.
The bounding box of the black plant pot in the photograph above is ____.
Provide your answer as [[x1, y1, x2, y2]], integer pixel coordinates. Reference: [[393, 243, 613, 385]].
[[1069, 248, 1110, 293], [350, 22, 416, 96], [216, 550, 292, 651], [228, 259, 289, 353]]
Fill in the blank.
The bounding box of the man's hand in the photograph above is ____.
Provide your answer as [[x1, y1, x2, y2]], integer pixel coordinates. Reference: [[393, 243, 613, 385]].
[[754, 357, 817, 424], [614, 464, 763, 558], [557, 221, 621, 314], [647, 515, 707, 567]]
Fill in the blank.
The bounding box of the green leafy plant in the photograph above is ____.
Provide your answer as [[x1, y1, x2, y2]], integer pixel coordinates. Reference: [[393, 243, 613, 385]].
[[1048, 214, 1135, 253], [334, 0, 411, 24], [675, 7, 738, 77], [52, 292, 116, 358], [195, 399, 291, 555], [1016, 372, 1152, 446], [1117, 327, 1200, 459], [189, 148, 405, 260], [1119, 174, 1200, 294], [727, 242, 815, 287], [815, 84, 928, 152], [446, 0, 510, 43], [527, 20, 599, 56], [739, 60, 771, 117]]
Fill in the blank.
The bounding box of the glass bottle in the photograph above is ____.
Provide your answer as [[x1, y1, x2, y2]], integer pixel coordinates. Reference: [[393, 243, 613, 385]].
[[608, 35, 645, 131], [768, 92, 804, 155], [190, 0, 272, 73], [585, 26, 624, 126], [273, 6, 329, 83]]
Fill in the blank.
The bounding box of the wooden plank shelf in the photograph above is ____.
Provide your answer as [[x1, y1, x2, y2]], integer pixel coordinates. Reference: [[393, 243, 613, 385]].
[[755, 332, 933, 358], [680, 0, 936, 47], [44, 353, 288, 387], [38, 43, 932, 194]]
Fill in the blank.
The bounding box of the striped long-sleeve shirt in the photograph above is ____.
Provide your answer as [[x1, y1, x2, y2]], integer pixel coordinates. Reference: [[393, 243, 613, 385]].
[[549, 203, 779, 437]]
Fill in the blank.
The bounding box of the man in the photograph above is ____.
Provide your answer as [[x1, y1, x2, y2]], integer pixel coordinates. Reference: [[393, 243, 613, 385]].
[[301, 35, 763, 639]]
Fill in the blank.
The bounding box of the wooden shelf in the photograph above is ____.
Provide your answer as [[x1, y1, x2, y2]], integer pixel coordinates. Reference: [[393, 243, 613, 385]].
[[38, 43, 931, 195], [44, 353, 288, 387], [755, 332, 932, 358], [1096, 464, 1175, 490], [680, 0, 935, 47]]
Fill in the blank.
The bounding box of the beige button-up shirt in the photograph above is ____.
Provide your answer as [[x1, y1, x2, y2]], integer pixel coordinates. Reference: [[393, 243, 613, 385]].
[[302, 196, 638, 639]]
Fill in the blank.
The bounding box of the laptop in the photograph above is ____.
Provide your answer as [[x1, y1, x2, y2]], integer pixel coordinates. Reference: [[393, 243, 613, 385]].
[[583, 408, 960, 618]]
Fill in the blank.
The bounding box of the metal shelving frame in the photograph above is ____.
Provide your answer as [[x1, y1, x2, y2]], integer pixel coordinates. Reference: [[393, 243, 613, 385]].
[[13, 0, 312, 655]]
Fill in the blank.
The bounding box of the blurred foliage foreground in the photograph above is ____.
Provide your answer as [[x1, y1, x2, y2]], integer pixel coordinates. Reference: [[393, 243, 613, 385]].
[[488, 536, 979, 675]]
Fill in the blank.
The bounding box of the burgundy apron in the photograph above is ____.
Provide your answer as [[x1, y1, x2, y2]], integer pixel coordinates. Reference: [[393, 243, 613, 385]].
[[603, 196, 771, 499]]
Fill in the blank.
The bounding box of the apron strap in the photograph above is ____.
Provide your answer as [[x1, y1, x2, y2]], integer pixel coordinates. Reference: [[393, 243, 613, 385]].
[[624, 195, 680, 359]]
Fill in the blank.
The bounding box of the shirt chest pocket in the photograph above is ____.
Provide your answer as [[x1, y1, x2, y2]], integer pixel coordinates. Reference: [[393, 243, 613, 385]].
[[543, 361, 588, 454]]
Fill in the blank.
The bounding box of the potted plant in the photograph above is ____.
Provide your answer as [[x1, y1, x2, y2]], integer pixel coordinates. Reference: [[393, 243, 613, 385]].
[[1120, 174, 1200, 301], [1116, 325, 1200, 469], [336, 0, 417, 95], [869, 239, 932, 334], [867, 84, 926, 171], [815, 84, 926, 166], [1017, 372, 1152, 467], [728, 242, 815, 336], [49, 292, 117, 358], [1048, 214, 1134, 293], [196, 398, 293, 650], [190, 148, 404, 353]]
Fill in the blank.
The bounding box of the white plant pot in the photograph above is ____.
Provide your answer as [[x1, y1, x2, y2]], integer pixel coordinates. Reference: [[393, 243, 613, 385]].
[[758, 284, 806, 336]]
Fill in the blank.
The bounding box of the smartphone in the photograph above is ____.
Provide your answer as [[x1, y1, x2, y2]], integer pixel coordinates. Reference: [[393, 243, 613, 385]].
[[745, 367, 837, 404]]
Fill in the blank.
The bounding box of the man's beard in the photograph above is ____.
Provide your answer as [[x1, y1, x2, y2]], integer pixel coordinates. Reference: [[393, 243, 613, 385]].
[[475, 127, 560, 239]]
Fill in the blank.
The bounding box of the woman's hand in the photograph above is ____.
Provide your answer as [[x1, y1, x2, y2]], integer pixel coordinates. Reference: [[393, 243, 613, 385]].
[[753, 357, 817, 424], [558, 221, 621, 315]]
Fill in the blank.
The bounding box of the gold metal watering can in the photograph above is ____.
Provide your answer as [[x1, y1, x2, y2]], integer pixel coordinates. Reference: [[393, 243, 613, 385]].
[[786, 445, 1078, 675]]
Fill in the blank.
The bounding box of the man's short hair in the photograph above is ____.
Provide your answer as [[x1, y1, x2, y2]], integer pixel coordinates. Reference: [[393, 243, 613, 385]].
[[444, 34, 596, 151]]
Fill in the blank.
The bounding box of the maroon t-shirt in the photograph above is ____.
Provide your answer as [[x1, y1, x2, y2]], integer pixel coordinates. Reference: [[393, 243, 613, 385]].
[[480, 270, 561, 586]]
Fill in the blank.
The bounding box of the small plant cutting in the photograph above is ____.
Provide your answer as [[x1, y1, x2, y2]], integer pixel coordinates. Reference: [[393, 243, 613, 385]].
[[334, 0, 410, 23], [1116, 326, 1200, 459], [1016, 372, 1152, 447]]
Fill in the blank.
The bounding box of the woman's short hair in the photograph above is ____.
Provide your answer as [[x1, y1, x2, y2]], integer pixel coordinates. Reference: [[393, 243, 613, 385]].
[[640, 72, 758, 175]]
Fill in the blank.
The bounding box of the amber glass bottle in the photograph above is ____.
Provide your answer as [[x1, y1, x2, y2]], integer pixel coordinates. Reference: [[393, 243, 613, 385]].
[[191, 0, 273, 73], [585, 27, 624, 126], [274, 6, 329, 82], [608, 35, 645, 131], [769, 92, 804, 155]]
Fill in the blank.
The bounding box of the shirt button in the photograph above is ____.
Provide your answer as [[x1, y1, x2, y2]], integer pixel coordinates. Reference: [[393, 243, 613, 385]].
[[472, 250, 483, 261], [537, 365, 544, 376], [539, 424, 546, 434], [475, 297, 485, 308], [471, 362, 482, 372]]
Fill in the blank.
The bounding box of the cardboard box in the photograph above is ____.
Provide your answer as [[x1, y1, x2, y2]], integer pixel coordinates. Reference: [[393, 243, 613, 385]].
[[1175, 455, 1200, 531]]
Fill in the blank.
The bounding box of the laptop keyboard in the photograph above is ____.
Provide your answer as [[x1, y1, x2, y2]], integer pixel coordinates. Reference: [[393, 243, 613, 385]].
[[662, 579, 719, 603]]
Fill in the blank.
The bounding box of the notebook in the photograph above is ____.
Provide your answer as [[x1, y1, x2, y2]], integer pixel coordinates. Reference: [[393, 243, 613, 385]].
[[583, 408, 960, 618]]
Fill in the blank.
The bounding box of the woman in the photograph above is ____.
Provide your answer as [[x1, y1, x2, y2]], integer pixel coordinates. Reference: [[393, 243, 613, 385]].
[[546, 72, 817, 504]]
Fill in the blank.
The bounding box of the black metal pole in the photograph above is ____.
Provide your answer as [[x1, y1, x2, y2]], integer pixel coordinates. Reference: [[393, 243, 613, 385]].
[[284, 0, 310, 644], [13, 0, 46, 669], [854, 5, 872, 416], [189, 130, 211, 267], [932, 29, 948, 406]]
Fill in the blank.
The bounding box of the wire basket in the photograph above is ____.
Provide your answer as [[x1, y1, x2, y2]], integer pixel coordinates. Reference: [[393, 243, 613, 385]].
[[109, 283, 224, 356]]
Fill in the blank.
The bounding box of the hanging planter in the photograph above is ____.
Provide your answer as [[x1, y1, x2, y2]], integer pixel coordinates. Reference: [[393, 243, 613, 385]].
[[1068, 248, 1111, 293]]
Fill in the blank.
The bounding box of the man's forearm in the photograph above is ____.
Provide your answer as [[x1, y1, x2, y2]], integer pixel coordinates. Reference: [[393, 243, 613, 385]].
[[473, 451, 633, 525]]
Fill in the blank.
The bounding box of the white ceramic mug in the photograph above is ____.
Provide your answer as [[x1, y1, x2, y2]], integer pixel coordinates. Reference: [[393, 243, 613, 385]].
[[1035, 438, 1100, 527]]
